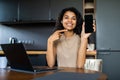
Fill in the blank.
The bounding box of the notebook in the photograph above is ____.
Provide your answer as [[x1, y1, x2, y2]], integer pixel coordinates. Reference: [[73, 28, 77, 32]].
[[0, 43, 57, 73]]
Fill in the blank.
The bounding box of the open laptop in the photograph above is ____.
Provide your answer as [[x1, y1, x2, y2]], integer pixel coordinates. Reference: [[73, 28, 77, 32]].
[[0, 43, 57, 73]]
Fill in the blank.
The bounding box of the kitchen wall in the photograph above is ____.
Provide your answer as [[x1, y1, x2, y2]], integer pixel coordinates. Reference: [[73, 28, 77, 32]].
[[0, 23, 55, 66], [0, 24, 55, 50]]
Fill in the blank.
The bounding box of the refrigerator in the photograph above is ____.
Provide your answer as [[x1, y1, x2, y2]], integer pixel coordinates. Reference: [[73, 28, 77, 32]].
[[96, 0, 120, 80]]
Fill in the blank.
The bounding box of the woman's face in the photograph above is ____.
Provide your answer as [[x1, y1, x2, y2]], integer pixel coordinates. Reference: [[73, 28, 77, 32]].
[[62, 11, 77, 31]]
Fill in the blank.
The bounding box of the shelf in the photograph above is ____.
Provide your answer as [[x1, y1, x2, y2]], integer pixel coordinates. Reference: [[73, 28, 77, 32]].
[[85, 0, 94, 3], [0, 20, 56, 26], [84, 3, 94, 9], [85, 8, 94, 13], [83, 0, 96, 19]]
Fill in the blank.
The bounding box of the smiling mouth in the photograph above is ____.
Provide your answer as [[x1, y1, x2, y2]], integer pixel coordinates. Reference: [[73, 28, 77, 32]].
[[67, 23, 73, 26]]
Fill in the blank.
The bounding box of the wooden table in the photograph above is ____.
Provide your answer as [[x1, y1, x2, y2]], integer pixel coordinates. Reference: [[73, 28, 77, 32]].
[[0, 67, 107, 80]]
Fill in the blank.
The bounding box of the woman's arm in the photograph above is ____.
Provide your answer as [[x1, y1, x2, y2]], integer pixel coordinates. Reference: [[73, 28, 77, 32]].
[[77, 37, 88, 68], [46, 29, 67, 67], [77, 23, 96, 68], [46, 39, 56, 68], [77, 22, 91, 68]]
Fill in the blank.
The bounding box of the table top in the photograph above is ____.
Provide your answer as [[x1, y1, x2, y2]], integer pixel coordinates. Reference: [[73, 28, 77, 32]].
[[0, 67, 107, 80]]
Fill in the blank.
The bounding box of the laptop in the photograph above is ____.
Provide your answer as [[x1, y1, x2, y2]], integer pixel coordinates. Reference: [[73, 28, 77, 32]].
[[0, 43, 57, 73]]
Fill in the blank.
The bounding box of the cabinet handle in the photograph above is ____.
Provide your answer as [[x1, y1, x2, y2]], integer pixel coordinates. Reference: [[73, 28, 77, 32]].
[[97, 48, 111, 52], [98, 52, 110, 55]]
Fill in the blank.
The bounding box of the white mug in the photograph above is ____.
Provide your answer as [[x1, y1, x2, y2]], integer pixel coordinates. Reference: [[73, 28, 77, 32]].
[[87, 44, 95, 51], [0, 57, 7, 68]]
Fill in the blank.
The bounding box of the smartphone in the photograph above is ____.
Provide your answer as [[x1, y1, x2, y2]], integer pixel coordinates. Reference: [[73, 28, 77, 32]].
[[84, 15, 94, 33]]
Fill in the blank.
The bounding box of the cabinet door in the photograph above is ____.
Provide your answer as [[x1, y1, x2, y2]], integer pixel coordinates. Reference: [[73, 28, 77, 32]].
[[50, 0, 83, 20], [98, 52, 120, 80], [19, 0, 50, 21], [0, 0, 18, 22]]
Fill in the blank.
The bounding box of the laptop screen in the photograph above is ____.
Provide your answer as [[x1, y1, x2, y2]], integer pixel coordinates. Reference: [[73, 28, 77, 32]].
[[1, 43, 34, 72]]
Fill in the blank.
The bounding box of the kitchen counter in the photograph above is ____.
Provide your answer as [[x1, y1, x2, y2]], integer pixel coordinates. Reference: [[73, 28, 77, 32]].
[[0, 50, 97, 57]]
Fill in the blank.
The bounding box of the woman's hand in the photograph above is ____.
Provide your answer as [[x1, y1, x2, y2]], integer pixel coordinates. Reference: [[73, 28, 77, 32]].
[[93, 23, 96, 32], [48, 29, 67, 42], [81, 22, 96, 39]]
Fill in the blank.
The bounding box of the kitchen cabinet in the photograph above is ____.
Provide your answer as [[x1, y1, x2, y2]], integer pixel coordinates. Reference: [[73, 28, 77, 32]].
[[50, 0, 83, 20], [20, 0, 83, 21], [96, 0, 120, 80], [19, 0, 50, 21], [98, 52, 120, 80], [0, 0, 18, 22], [0, 0, 83, 23], [0, 0, 50, 22]]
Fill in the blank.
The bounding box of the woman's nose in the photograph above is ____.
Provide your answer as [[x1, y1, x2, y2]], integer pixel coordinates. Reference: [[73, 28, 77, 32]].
[[68, 18, 72, 22]]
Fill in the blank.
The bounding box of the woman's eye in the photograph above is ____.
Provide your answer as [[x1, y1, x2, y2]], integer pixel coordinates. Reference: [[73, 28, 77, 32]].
[[64, 16, 69, 19], [63, 16, 76, 21], [72, 17, 76, 20]]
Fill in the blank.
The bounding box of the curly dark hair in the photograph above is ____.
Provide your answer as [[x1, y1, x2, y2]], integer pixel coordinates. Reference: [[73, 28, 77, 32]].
[[53, 7, 83, 35]]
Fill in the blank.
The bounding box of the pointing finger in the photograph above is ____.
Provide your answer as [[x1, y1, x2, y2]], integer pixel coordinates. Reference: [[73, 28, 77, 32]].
[[57, 29, 68, 33]]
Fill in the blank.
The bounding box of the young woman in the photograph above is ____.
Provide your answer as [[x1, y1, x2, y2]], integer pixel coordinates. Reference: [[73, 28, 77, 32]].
[[46, 7, 96, 68]]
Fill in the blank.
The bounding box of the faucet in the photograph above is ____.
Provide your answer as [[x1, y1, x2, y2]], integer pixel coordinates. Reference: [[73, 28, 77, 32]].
[[9, 37, 18, 44]]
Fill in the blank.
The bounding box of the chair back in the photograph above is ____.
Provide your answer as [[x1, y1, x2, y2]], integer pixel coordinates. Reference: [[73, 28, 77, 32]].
[[84, 59, 102, 72]]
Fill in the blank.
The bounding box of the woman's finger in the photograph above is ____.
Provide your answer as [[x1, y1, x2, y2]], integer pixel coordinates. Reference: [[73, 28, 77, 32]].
[[57, 29, 68, 33], [93, 24, 96, 32], [82, 22, 85, 33]]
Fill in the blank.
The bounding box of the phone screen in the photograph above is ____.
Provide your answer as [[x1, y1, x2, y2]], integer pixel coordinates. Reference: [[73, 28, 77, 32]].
[[84, 15, 93, 33]]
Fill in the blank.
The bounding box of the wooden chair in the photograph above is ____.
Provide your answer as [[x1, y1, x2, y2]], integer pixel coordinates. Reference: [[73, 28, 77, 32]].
[[84, 59, 102, 72], [84, 50, 103, 72]]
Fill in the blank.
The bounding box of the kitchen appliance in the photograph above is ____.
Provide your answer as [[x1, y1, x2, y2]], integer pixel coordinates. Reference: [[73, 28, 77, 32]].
[[96, 0, 120, 80]]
